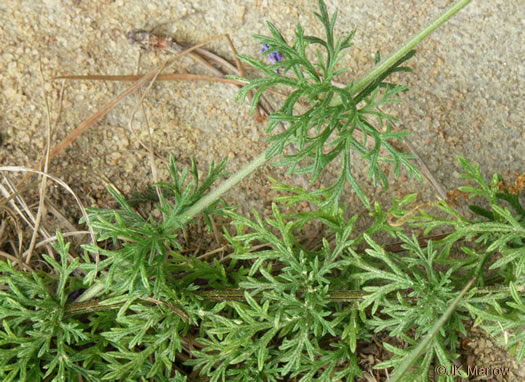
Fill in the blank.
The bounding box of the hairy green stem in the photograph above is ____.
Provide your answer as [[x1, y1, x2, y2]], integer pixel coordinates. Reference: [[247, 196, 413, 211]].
[[181, 151, 267, 223], [196, 289, 365, 302], [193, 284, 525, 303], [331, 0, 471, 106], [181, 0, 472, 220], [70, 284, 525, 315]]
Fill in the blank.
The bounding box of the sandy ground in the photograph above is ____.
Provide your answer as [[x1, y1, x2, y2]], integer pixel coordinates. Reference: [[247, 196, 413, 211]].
[[1, 0, 524, 379]]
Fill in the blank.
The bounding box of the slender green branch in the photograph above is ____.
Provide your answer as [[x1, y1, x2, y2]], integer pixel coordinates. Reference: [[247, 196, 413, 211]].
[[181, 151, 267, 223], [68, 284, 525, 315], [331, 0, 472, 106], [196, 289, 365, 302], [193, 284, 525, 303]]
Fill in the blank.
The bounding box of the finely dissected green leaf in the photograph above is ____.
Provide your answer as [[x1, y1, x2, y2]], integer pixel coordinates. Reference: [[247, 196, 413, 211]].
[[81, 156, 229, 295], [232, 0, 420, 208], [0, 233, 98, 381], [389, 277, 476, 382]]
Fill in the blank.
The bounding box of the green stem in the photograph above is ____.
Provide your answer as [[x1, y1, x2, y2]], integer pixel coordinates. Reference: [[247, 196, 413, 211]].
[[182, 151, 267, 223], [332, 0, 472, 105], [71, 283, 525, 313], [193, 283, 525, 303], [196, 289, 366, 302]]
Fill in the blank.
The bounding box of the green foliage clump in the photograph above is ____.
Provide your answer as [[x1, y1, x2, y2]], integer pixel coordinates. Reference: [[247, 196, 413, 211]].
[[0, 234, 97, 381], [1, 156, 524, 381]]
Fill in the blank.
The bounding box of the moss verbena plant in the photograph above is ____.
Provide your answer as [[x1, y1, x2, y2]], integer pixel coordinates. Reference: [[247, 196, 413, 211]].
[[3, 0, 525, 381]]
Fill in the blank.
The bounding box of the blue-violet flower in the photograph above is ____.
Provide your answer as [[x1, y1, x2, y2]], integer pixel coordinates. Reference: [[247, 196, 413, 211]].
[[261, 43, 282, 64]]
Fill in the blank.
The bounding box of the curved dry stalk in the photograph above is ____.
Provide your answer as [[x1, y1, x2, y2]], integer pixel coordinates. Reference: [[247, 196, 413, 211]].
[[0, 250, 34, 272], [0, 176, 52, 248], [54, 73, 245, 84], [34, 231, 91, 249], [62, 30, 270, 121], [0, 167, 96, 262], [25, 58, 62, 264], [0, 205, 24, 263]]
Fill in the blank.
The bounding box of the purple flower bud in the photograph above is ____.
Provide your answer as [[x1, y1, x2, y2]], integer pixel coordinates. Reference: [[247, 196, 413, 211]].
[[261, 44, 282, 64]]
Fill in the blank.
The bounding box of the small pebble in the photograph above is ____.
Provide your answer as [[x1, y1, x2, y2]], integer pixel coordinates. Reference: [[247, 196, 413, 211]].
[[110, 152, 121, 160]]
